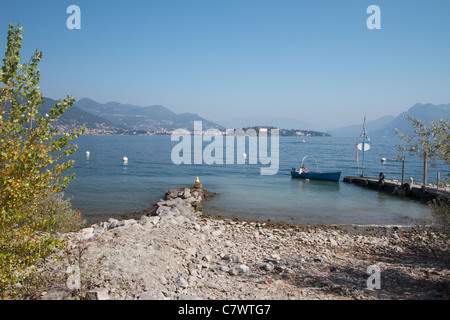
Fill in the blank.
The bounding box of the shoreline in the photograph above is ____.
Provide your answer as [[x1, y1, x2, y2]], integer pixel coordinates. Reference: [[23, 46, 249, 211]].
[[37, 184, 449, 300], [89, 188, 430, 235]]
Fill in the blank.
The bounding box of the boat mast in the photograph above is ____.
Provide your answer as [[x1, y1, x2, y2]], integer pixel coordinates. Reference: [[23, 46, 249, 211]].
[[359, 117, 372, 177], [361, 117, 366, 177]]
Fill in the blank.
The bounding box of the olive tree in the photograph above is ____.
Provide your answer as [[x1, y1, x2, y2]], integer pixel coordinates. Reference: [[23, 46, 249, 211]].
[[396, 115, 449, 235]]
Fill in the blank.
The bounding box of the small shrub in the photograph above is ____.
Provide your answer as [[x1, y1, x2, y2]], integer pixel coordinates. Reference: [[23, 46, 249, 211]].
[[28, 193, 86, 234]]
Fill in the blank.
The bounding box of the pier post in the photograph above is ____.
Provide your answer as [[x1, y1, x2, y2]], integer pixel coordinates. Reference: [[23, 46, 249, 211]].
[[423, 151, 428, 187], [401, 158, 405, 185]]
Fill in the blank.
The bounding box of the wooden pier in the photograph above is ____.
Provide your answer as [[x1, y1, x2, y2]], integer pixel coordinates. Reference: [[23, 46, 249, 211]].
[[343, 176, 450, 203]]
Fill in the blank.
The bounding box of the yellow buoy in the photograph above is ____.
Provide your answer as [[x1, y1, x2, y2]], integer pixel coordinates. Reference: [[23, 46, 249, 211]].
[[196, 177, 200, 184]]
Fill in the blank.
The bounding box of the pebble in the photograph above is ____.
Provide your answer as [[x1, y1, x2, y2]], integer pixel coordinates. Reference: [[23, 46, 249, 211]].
[[86, 288, 109, 300], [237, 264, 250, 273]]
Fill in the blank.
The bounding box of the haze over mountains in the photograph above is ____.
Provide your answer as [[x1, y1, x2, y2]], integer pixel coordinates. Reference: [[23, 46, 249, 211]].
[[330, 103, 450, 138], [37, 97, 449, 137]]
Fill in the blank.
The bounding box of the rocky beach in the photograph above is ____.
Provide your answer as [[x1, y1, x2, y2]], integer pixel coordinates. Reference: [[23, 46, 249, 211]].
[[38, 184, 449, 301]]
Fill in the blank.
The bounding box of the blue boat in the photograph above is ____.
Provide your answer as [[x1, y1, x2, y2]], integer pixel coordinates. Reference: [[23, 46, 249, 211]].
[[291, 155, 341, 182], [290, 169, 341, 182]]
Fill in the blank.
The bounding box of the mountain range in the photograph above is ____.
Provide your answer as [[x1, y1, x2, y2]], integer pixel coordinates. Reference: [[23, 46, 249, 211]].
[[330, 103, 450, 138], [39, 98, 126, 132], [30, 98, 449, 136], [73, 98, 223, 133], [35, 97, 224, 134]]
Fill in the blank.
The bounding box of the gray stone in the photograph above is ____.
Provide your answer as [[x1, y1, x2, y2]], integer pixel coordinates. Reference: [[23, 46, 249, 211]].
[[179, 294, 202, 300], [185, 246, 197, 257], [175, 276, 189, 288], [86, 288, 110, 300], [175, 215, 188, 224], [231, 254, 242, 263], [156, 206, 171, 215], [221, 253, 231, 260], [107, 219, 119, 230], [139, 290, 166, 300], [237, 264, 250, 273], [146, 216, 161, 227], [261, 263, 274, 272], [182, 188, 191, 199], [40, 287, 71, 300], [93, 226, 105, 235], [205, 282, 220, 290], [80, 227, 94, 240], [159, 276, 168, 285], [228, 268, 239, 276]]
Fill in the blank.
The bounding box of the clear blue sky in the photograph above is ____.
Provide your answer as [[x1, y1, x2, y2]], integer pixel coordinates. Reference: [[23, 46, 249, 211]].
[[1, 0, 450, 129]]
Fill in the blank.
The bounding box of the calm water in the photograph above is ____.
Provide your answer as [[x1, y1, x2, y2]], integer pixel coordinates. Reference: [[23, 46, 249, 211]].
[[63, 135, 447, 226]]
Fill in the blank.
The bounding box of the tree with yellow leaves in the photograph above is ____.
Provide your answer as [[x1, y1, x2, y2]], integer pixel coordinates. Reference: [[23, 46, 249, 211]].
[[0, 24, 84, 296]]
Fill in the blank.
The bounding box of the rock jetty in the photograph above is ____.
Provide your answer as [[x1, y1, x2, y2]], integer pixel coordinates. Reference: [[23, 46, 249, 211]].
[[39, 185, 449, 300]]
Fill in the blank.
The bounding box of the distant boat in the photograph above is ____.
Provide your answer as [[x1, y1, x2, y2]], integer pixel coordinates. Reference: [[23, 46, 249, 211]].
[[291, 155, 341, 182], [301, 140, 306, 143]]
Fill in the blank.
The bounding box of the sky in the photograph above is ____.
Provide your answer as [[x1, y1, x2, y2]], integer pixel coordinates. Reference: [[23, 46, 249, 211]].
[[1, 0, 450, 130]]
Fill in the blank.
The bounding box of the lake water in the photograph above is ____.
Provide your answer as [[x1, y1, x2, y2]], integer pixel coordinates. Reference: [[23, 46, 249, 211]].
[[63, 135, 447, 226]]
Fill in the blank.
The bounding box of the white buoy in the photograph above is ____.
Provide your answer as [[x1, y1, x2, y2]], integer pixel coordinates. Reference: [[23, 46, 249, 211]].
[[86, 151, 90, 156], [123, 156, 128, 163], [381, 157, 386, 163]]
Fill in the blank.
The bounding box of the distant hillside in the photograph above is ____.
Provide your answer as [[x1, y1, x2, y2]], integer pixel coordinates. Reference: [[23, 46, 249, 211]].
[[74, 98, 224, 132], [330, 103, 450, 138], [373, 103, 450, 137], [40, 98, 126, 132], [3, 97, 126, 134], [330, 115, 396, 137]]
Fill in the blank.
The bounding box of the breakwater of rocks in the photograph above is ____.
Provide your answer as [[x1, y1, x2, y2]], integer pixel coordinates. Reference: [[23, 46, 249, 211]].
[[38, 184, 449, 300]]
